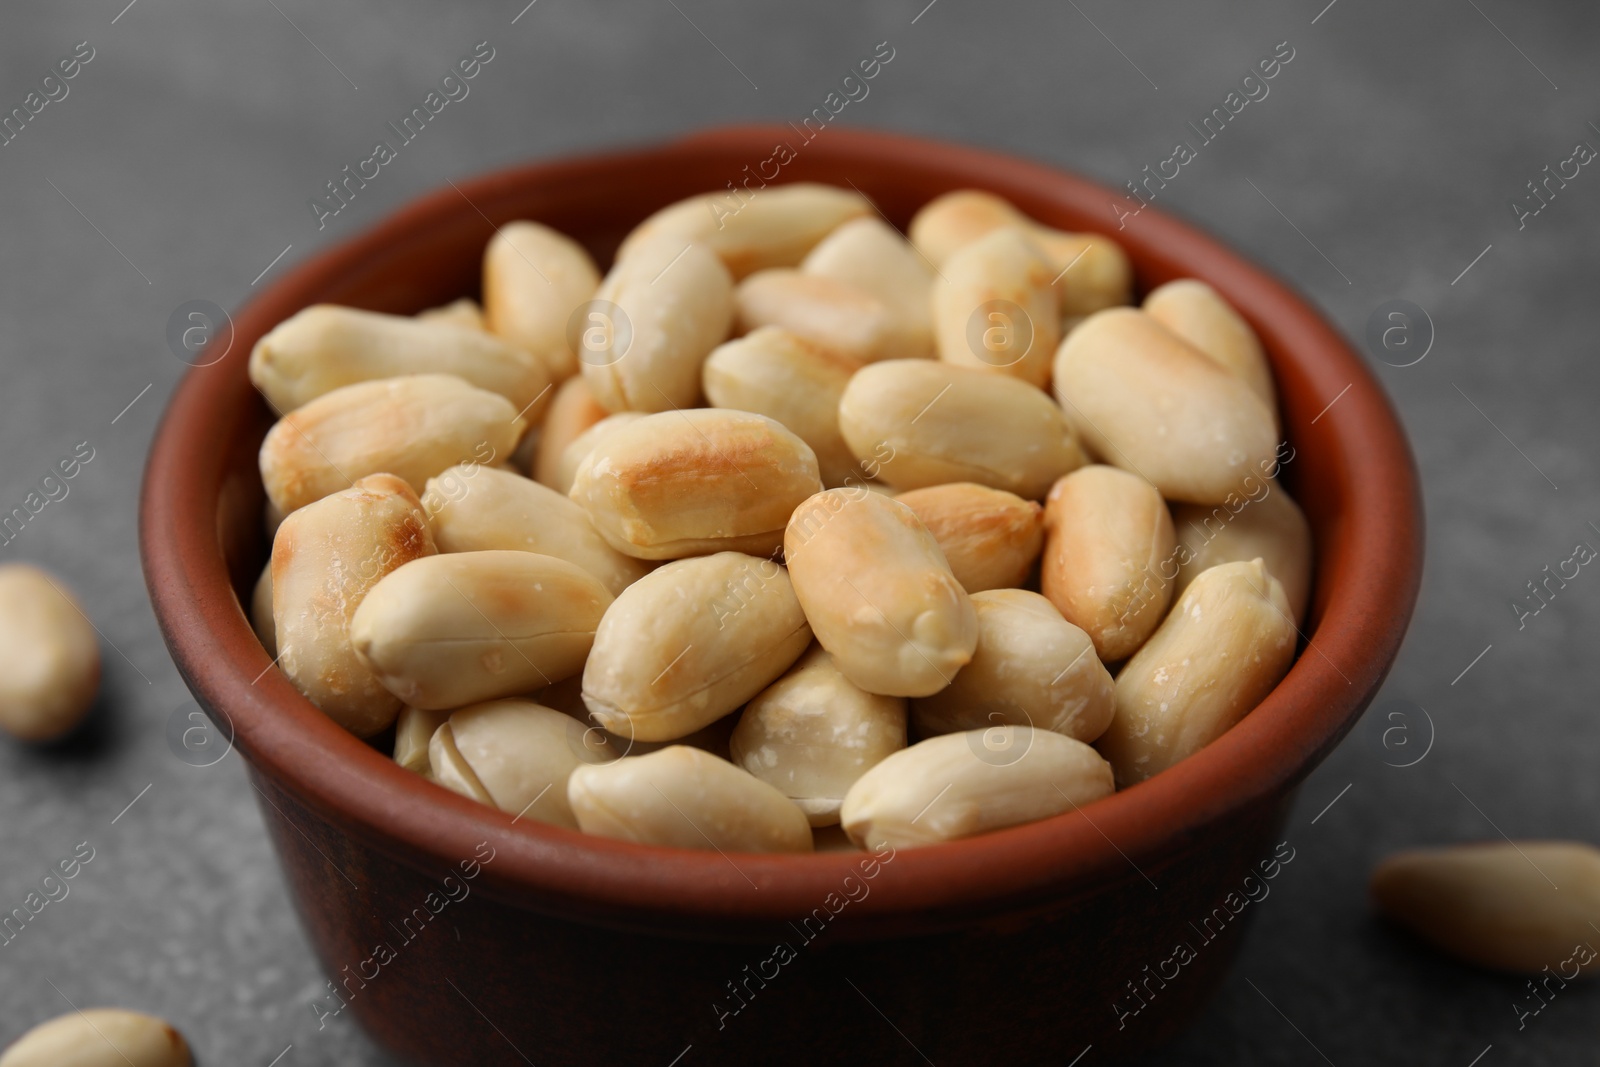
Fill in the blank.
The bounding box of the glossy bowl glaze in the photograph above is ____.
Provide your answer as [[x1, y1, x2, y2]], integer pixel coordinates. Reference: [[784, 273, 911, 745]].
[[140, 126, 1422, 1066]]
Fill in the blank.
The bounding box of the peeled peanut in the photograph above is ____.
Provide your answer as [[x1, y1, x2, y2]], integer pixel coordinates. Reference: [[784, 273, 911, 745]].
[[0, 1008, 191, 1067], [554, 412, 643, 495], [912, 589, 1114, 743], [350, 550, 611, 711], [1041, 465, 1176, 661], [568, 745, 815, 852], [702, 326, 861, 487], [259, 374, 526, 516], [248, 305, 551, 418], [1053, 309, 1276, 505], [893, 483, 1043, 593], [839, 359, 1085, 500], [1371, 841, 1600, 975], [0, 565, 100, 742], [734, 269, 918, 364], [801, 216, 935, 359], [840, 727, 1114, 851], [393, 706, 449, 774], [1173, 484, 1313, 624], [534, 376, 610, 488], [570, 408, 822, 561], [483, 220, 601, 382], [429, 699, 615, 827], [580, 236, 733, 412], [250, 563, 275, 656], [932, 227, 1059, 387], [618, 182, 871, 280], [416, 297, 486, 331], [1144, 279, 1275, 413], [1098, 559, 1296, 785], [424, 465, 649, 595], [785, 489, 976, 698], [730, 645, 907, 825], [272, 474, 435, 737], [581, 552, 811, 741]]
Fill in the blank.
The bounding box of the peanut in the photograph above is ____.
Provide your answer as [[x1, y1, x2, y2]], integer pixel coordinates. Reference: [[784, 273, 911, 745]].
[[0, 1008, 190, 1067], [0, 565, 101, 743], [734, 269, 918, 364], [483, 220, 602, 381], [932, 227, 1059, 387], [533, 376, 610, 489], [800, 216, 935, 359], [1172, 483, 1313, 624], [1144, 278, 1275, 415], [893, 483, 1044, 593], [250, 562, 275, 656], [416, 297, 486, 331], [393, 705, 449, 775], [554, 411, 643, 496]]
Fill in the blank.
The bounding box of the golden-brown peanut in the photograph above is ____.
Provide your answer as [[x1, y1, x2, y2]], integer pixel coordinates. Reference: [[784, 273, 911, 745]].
[[272, 474, 436, 737], [429, 699, 615, 827], [554, 412, 644, 496], [1144, 279, 1276, 413], [910, 190, 1033, 267], [247, 305, 552, 417], [416, 297, 486, 331], [581, 236, 733, 412], [734, 269, 918, 364], [1370, 841, 1600, 975], [1098, 559, 1296, 785], [423, 465, 649, 595], [0, 1008, 191, 1067], [393, 706, 450, 775], [702, 326, 862, 487], [932, 227, 1060, 387], [570, 408, 822, 560], [250, 562, 275, 656], [912, 589, 1114, 743], [533, 376, 610, 488], [618, 182, 872, 280], [581, 552, 811, 741], [839, 359, 1086, 500], [893, 483, 1043, 593], [730, 645, 907, 825], [1052, 309, 1277, 505], [259, 374, 526, 517], [0, 564, 100, 743], [801, 216, 935, 359], [568, 745, 814, 852], [840, 727, 1114, 851], [785, 488, 976, 697], [1172, 484, 1313, 624], [483, 220, 601, 381], [1041, 465, 1176, 661], [350, 550, 611, 711]]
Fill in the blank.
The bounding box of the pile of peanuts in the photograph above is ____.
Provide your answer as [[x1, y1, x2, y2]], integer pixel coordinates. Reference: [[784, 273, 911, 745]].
[[247, 183, 1310, 854]]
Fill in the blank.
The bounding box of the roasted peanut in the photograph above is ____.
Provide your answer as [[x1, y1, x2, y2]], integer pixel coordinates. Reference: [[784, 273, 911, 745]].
[[801, 216, 935, 359], [893, 483, 1043, 593], [248, 305, 552, 417], [1098, 559, 1296, 785], [570, 408, 822, 560], [250, 562, 275, 656], [483, 220, 602, 382], [839, 359, 1085, 500], [273, 474, 435, 737], [581, 235, 733, 412], [730, 645, 907, 825], [1052, 308, 1277, 505], [0, 1008, 191, 1067], [259, 374, 526, 517], [568, 745, 814, 852], [554, 411, 643, 495], [350, 550, 611, 711], [1172, 483, 1312, 624], [702, 326, 862, 487], [581, 552, 811, 741], [424, 464, 649, 595], [840, 727, 1115, 850], [416, 297, 486, 331], [618, 182, 871, 280], [1144, 279, 1275, 414], [785, 488, 976, 697], [912, 589, 1114, 743], [932, 227, 1059, 387], [1041, 465, 1176, 661], [734, 269, 918, 364], [533, 376, 610, 488], [1371, 841, 1600, 975], [0, 564, 100, 742], [429, 699, 615, 828], [393, 705, 450, 775]]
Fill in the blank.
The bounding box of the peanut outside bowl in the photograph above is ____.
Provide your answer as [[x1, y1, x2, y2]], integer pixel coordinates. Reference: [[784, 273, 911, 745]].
[[140, 126, 1422, 1066]]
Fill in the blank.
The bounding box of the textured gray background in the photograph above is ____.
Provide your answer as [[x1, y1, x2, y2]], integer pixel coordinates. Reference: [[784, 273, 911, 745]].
[[1, 1, 1596, 1063]]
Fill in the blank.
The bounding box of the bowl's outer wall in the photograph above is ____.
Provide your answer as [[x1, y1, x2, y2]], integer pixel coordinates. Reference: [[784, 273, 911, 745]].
[[140, 126, 1423, 1065]]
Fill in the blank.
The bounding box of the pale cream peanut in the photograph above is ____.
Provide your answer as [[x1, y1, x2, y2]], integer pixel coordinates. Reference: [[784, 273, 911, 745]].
[[0, 564, 101, 743], [250, 562, 275, 657], [932, 227, 1059, 387], [1173, 484, 1313, 624], [734, 269, 918, 364], [416, 297, 486, 331], [533, 376, 610, 488], [1144, 279, 1275, 414], [483, 220, 602, 381], [800, 216, 935, 359], [393, 706, 450, 775], [0, 1008, 191, 1067], [893, 483, 1044, 593]]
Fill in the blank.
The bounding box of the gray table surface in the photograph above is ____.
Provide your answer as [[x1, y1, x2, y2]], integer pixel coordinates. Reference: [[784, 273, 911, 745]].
[[1, 1, 1596, 1063]]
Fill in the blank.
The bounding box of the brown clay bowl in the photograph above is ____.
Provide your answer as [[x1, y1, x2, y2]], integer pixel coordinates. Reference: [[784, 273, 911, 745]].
[[140, 125, 1422, 1066]]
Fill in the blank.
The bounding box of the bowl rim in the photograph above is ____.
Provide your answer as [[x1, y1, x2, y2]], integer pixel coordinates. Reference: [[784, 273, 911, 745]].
[[140, 124, 1423, 929]]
